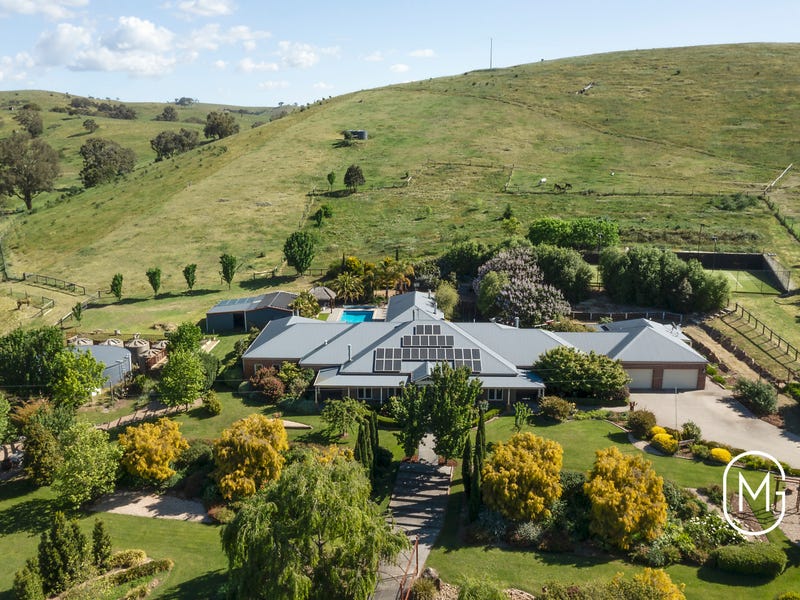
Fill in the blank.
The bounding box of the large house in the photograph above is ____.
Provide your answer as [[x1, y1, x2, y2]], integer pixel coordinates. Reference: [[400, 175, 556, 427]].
[[241, 292, 707, 405]]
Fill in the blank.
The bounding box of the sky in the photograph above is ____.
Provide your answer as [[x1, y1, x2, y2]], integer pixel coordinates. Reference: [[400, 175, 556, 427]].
[[0, 0, 797, 107]]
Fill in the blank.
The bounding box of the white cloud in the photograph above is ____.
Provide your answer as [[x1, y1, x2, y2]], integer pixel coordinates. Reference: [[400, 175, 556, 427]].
[[390, 63, 409, 73], [277, 41, 339, 69], [177, 0, 234, 17], [68, 16, 177, 76], [0, 53, 33, 82], [101, 16, 173, 53], [313, 81, 333, 90], [363, 51, 383, 62], [212, 59, 227, 69], [182, 23, 270, 52], [238, 57, 278, 73], [34, 23, 91, 66], [0, 0, 87, 20], [409, 48, 435, 58], [258, 80, 289, 90]]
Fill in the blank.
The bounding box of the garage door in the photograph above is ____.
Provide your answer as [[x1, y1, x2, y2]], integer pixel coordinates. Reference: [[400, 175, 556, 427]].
[[662, 369, 699, 390], [626, 369, 653, 390]]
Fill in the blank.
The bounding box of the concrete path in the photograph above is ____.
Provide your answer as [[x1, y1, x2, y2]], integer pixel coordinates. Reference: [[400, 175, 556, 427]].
[[629, 380, 800, 467], [373, 434, 452, 600]]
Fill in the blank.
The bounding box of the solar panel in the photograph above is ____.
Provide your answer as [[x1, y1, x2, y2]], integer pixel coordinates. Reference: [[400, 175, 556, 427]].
[[374, 348, 402, 372]]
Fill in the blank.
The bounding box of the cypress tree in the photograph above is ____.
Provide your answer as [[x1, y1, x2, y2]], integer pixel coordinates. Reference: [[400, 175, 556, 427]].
[[476, 407, 487, 463], [369, 410, 379, 457], [468, 459, 482, 522], [38, 512, 88, 596], [462, 435, 472, 499], [363, 420, 374, 480], [92, 519, 112, 570], [354, 421, 364, 465], [13, 558, 44, 600]]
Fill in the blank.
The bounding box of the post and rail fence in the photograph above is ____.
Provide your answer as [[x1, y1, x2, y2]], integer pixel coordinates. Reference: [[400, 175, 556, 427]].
[[730, 303, 800, 364]]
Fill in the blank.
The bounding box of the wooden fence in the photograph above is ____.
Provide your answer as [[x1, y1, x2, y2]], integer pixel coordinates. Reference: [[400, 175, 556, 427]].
[[23, 272, 86, 295]]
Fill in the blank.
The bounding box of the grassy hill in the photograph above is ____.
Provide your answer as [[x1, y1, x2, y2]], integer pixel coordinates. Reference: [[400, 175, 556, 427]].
[[0, 43, 798, 323]]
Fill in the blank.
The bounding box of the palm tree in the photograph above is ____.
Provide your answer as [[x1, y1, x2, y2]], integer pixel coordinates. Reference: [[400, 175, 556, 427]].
[[377, 257, 414, 299], [331, 272, 364, 304]]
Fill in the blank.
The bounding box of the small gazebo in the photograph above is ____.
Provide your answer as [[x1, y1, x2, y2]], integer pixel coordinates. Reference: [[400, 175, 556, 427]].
[[309, 286, 337, 308]]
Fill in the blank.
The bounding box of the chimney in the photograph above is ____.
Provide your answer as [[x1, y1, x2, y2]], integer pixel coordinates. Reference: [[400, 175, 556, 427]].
[[514, 316, 520, 328], [347, 344, 352, 361]]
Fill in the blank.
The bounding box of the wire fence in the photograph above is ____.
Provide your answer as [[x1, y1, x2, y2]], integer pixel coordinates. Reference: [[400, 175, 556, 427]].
[[23, 272, 86, 295], [730, 302, 800, 363]]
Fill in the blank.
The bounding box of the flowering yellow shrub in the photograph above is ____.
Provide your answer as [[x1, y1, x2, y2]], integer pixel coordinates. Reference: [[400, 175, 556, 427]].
[[710, 447, 732, 464], [651, 433, 678, 455], [119, 418, 189, 482], [612, 568, 686, 599], [650, 425, 667, 437]]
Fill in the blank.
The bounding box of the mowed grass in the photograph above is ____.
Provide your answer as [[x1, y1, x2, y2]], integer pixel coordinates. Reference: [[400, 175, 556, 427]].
[[719, 270, 782, 295], [427, 417, 800, 599]]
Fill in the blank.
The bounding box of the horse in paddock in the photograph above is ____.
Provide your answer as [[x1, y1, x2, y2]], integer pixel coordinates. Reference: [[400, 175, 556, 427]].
[[16, 297, 31, 310]]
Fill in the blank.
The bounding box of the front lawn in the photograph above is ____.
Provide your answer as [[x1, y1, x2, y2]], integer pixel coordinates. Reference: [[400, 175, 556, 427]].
[[427, 416, 800, 599]]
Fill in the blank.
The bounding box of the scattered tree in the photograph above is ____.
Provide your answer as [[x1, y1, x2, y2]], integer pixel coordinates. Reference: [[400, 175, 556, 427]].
[[219, 253, 239, 289], [584, 446, 668, 550], [82, 118, 98, 133], [155, 105, 179, 121], [50, 349, 106, 409], [283, 231, 316, 275], [150, 128, 199, 160], [204, 111, 239, 139], [118, 418, 189, 482], [321, 397, 367, 438], [183, 263, 197, 291], [221, 452, 407, 600], [326, 170, 335, 190], [344, 164, 365, 192], [0, 132, 60, 210], [213, 414, 288, 500], [166, 321, 203, 353], [79, 137, 135, 187], [146, 266, 162, 296], [482, 432, 563, 521], [434, 281, 459, 319], [53, 421, 121, 509], [23, 419, 62, 486], [37, 511, 89, 596], [14, 109, 43, 137], [110, 273, 123, 301], [158, 349, 206, 408]]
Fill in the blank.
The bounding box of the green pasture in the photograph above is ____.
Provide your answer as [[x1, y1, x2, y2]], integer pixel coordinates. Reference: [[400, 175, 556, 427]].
[[427, 416, 800, 599]]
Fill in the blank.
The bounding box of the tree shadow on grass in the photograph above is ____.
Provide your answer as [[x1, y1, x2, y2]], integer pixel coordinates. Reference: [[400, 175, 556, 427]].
[[239, 275, 296, 291], [293, 428, 339, 445], [605, 431, 630, 445], [0, 495, 57, 536], [695, 563, 771, 588], [157, 570, 227, 600]]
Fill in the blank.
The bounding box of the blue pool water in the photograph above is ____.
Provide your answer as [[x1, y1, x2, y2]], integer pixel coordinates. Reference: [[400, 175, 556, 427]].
[[341, 310, 374, 323]]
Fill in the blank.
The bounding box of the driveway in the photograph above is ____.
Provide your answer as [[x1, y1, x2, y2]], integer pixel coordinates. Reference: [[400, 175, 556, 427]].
[[629, 380, 800, 467]]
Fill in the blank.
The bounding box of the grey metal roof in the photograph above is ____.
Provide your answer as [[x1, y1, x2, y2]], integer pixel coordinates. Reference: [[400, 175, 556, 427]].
[[301, 322, 400, 367], [457, 323, 571, 368], [244, 316, 352, 361], [207, 291, 297, 315], [385, 291, 443, 322], [601, 318, 690, 342], [314, 367, 408, 388], [606, 326, 705, 363], [555, 332, 628, 356]]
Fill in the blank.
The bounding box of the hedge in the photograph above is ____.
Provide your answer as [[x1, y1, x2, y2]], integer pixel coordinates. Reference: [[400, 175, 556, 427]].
[[108, 550, 147, 569], [109, 559, 174, 586], [710, 543, 787, 578]]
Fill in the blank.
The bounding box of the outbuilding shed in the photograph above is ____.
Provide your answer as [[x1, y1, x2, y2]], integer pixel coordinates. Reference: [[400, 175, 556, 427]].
[[206, 291, 298, 332], [70, 345, 132, 389]]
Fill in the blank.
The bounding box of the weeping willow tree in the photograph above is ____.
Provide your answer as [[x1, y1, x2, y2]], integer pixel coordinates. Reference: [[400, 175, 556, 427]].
[[221, 451, 407, 600]]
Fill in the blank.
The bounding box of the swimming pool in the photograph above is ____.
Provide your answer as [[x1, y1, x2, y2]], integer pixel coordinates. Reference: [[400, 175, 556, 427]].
[[341, 309, 374, 323]]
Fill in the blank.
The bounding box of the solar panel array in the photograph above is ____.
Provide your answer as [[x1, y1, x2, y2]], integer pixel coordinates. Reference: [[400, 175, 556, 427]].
[[402, 334, 454, 348], [374, 347, 402, 372], [414, 324, 441, 335], [373, 345, 482, 373]]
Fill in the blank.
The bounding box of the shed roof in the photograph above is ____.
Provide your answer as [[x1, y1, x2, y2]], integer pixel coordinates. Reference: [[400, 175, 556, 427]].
[[309, 286, 337, 302], [207, 291, 297, 315]]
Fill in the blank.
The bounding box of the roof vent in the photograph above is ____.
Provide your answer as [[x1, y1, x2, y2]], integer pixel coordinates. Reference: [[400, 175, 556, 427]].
[[514, 316, 520, 328]]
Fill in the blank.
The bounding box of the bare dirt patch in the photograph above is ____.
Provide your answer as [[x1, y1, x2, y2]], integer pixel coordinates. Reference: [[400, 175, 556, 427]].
[[92, 490, 210, 523]]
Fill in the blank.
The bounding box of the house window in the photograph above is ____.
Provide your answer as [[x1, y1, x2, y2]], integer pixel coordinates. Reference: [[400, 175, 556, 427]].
[[357, 388, 372, 400], [253, 363, 264, 373], [486, 388, 503, 402]]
